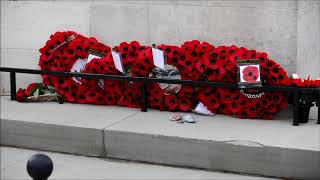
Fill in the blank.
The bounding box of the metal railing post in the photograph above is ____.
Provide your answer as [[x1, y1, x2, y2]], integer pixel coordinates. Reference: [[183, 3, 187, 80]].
[[10, 72, 16, 100], [318, 106, 320, 124], [141, 79, 148, 112], [317, 94, 320, 124], [292, 88, 300, 126]]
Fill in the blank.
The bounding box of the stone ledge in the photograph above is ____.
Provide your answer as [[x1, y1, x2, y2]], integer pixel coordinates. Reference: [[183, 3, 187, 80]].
[[1, 96, 319, 179], [1, 119, 104, 156], [105, 130, 320, 180]]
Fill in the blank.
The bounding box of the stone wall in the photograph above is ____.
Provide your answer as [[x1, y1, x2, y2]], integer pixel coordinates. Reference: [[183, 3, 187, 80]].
[[0, 0, 317, 94], [297, 0, 320, 79]]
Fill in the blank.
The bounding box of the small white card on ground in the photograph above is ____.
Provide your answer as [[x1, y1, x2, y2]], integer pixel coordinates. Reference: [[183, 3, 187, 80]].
[[152, 47, 165, 69], [111, 51, 125, 74]]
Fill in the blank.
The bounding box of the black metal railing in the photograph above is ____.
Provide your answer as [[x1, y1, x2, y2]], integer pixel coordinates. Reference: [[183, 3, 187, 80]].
[[1, 67, 319, 126]]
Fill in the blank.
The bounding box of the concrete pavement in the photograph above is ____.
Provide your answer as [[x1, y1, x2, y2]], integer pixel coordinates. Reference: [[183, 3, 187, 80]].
[[1, 146, 277, 180]]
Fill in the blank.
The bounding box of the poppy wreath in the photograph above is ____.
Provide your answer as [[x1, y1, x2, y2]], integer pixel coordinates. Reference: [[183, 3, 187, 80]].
[[34, 31, 320, 120], [196, 45, 290, 119], [39, 31, 111, 105]]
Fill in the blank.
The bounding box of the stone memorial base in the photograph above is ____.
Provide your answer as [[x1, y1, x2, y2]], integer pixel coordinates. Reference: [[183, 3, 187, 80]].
[[1, 96, 319, 179]]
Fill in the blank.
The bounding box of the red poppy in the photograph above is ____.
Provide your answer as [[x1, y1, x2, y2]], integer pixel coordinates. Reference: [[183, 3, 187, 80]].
[[214, 46, 227, 55], [220, 91, 233, 104], [74, 40, 87, 58], [237, 112, 248, 119], [219, 104, 233, 116], [16, 88, 27, 102], [261, 112, 273, 120], [247, 105, 258, 118], [178, 57, 193, 73], [148, 93, 163, 109], [178, 97, 192, 111], [194, 59, 206, 74], [92, 93, 105, 105], [198, 87, 212, 104], [255, 52, 268, 61], [238, 97, 249, 109], [54, 77, 71, 89], [103, 55, 120, 75], [64, 90, 78, 103], [242, 66, 259, 82], [41, 75, 53, 86], [103, 93, 116, 105], [268, 75, 280, 85], [40, 52, 54, 62], [119, 42, 130, 53], [130, 41, 140, 51], [76, 88, 88, 104], [85, 90, 98, 103], [131, 48, 155, 77], [227, 101, 241, 114], [271, 92, 283, 105], [164, 94, 178, 111], [227, 45, 239, 55], [45, 39, 56, 52], [203, 52, 219, 70], [247, 50, 257, 59], [261, 59, 275, 70], [65, 45, 77, 59], [25, 83, 38, 95], [206, 94, 220, 111], [268, 103, 278, 113], [269, 65, 281, 77]]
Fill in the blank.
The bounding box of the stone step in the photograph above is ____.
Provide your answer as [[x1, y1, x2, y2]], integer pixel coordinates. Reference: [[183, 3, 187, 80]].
[[1, 96, 319, 180]]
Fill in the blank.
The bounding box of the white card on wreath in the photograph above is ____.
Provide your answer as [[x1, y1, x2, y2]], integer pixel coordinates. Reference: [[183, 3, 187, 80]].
[[71, 58, 87, 84], [87, 53, 102, 63], [152, 47, 165, 69], [111, 51, 125, 74], [239, 64, 261, 83], [292, 74, 299, 79]]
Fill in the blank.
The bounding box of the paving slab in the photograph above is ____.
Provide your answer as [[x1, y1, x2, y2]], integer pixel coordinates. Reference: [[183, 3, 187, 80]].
[[1, 96, 138, 156], [0, 96, 138, 129], [105, 110, 320, 151], [105, 110, 320, 179], [1, 146, 277, 180]]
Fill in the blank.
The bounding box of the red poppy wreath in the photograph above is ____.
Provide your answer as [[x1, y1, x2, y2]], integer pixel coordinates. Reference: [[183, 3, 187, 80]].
[[14, 30, 319, 120]]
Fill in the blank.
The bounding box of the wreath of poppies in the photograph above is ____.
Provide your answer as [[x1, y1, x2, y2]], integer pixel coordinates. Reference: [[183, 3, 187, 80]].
[[34, 31, 319, 120]]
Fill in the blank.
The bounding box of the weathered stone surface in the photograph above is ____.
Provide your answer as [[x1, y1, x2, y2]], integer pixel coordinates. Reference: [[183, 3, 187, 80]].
[[90, 3, 149, 46], [1, 119, 104, 156], [297, 0, 320, 79], [1, 1, 91, 50], [105, 131, 320, 180], [0, 49, 40, 95]]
